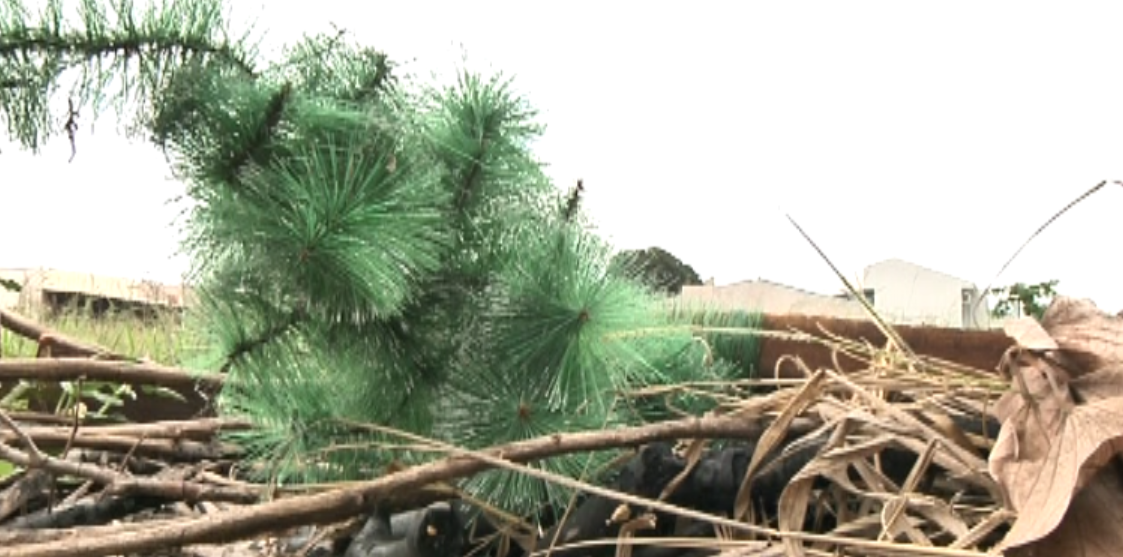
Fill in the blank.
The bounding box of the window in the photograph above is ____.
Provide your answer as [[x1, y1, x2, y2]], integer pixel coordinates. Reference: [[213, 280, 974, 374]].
[[962, 288, 976, 328], [862, 288, 875, 305]]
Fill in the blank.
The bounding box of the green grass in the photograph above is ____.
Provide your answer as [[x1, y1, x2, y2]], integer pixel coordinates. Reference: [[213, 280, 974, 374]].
[[1, 303, 189, 365], [0, 302, 198, 426]]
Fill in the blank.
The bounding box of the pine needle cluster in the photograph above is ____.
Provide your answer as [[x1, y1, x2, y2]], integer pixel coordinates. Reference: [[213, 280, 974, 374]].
[[0, 0, 761, 518]]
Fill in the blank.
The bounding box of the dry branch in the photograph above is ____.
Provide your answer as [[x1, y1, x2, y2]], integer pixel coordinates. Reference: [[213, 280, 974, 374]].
[[0, 358, 225, 391], [4, 429, 240, 460], [3, 414, 775, 557], [0, 430, 257, 505], [12, 418, 252, 440]]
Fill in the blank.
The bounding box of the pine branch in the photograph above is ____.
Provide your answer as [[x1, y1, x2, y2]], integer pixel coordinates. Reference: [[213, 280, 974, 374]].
[[216, 80, 292, 187], [561, 179, 584, 222], [219, 306, 303, 374], [0, 21, 253, 76], [0, 0, 255, 151]]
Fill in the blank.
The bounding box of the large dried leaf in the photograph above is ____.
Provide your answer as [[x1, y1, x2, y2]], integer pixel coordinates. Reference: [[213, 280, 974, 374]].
[[989, 362, 1123, 551], [1007, 464, 1123, 556], [1040, 297, 1123, 377], [1003, 317, 1059, 352]]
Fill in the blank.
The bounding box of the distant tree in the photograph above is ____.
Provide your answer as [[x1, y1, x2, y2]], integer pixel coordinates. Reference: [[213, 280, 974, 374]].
[[0, 279, 19, 293], [990, 280, 1059, 320], [613, 247, 703, 295]]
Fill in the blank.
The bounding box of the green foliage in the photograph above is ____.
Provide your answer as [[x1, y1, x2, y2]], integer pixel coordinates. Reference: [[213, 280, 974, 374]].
[[612, 246, 703, 295], [0, 0, 763, 521], [991, 280, 1059, 320], [0, 0, 255, 153]]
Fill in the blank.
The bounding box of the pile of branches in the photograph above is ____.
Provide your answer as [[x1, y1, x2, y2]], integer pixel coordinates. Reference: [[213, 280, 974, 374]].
[[1, 295, 1121, 557]]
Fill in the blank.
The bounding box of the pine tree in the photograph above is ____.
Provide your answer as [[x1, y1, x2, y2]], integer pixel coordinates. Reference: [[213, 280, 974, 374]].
[[1, 0, 754, 523]]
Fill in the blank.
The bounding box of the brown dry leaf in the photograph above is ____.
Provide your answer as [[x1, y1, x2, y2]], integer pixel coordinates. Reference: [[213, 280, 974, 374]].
[[1040, 296, 1123, 378], [879, 497, 932, 546], [989, 362, 1123, 551], [1003, 317, 1059, 352], [658, 438, 708, 503], [777, 435, 894, 557], [1006, 464, 1123, 556], [614, 513, 657, 557], [733, 369, 828, 522], [819, 447, 970, 544]]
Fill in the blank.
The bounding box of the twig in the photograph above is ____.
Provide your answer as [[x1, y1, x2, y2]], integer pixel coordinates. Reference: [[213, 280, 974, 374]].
[[59, 379, 82, 461], [0, 433, 258, 505], [0, 406, 47, 467], [0, 429, 239, 461], [0, 470, 51, 523], [15, 418, 251, 440], [4, 411, 74, 426]]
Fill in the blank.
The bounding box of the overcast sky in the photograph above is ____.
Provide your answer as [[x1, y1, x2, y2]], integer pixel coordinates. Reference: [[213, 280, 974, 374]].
[[3, 1, 1122, 312]]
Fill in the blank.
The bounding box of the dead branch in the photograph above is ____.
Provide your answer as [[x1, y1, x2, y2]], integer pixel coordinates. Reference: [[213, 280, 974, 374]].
[[13, 418, 251, 441], [4, 430, 240, 460], [2, 414, 774, 557], [0, 428, 258, 505], [6, 411, 76, 426], [0, 513, 193, 545], [0, 470, 51, 522], [0, 358, 225, 391]]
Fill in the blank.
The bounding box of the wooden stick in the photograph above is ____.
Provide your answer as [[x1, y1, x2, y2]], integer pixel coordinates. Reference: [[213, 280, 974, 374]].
[[0, 358, 224, 391]]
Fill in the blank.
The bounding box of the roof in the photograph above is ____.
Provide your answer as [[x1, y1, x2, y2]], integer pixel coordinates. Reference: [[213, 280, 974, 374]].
[[706, 277, 840, 298], [863, 258, 979, 289], [0, 268, 192, 308], [679, 278, 869, 319]]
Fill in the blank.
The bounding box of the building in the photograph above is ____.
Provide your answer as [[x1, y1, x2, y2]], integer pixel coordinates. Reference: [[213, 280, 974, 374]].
[[679, 258, 993, 329], [0, 268, 191, 320], [680, 278, 869, 320], [860, 258, 990, 329]]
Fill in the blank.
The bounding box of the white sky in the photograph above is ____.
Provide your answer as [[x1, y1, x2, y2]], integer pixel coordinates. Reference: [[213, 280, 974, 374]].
[[3, 1, 1123, 312]]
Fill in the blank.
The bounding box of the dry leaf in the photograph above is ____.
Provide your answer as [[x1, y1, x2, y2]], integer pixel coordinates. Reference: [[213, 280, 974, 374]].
[[1040, 296, 1123, 377], [989, 361, 1123, 551], [1007, 464, 1123, 556], [879, 497, 931, 546], [1003, 317, 1059, 352], [733, 369, 828, 522], [614, 513, 657, 557], [777, 433, 894, 556]]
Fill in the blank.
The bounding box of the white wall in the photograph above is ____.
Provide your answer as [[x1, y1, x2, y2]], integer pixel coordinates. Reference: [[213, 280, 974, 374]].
[[862, 259, 991, 329], [680, 280, 870, 320]]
